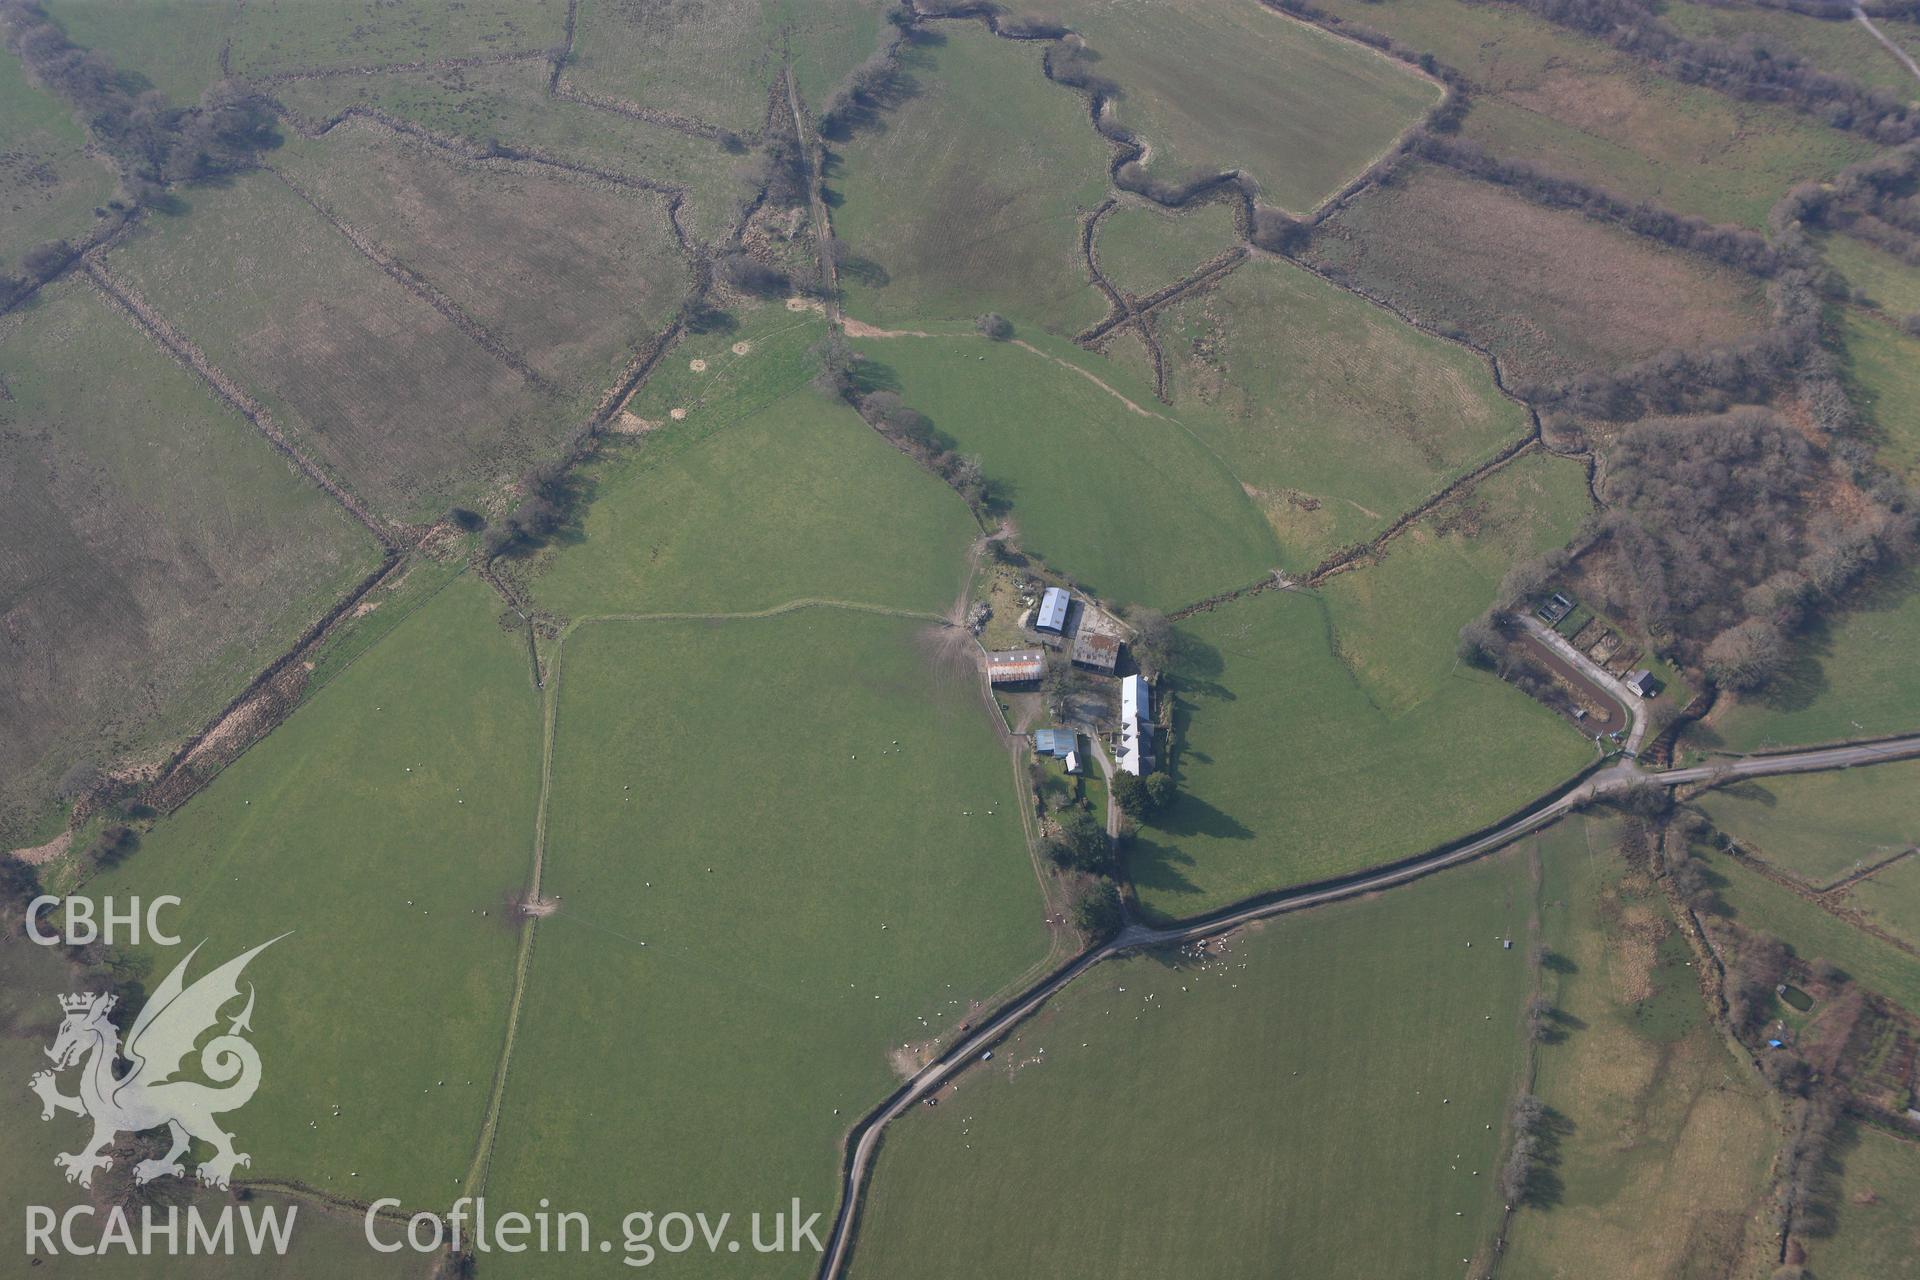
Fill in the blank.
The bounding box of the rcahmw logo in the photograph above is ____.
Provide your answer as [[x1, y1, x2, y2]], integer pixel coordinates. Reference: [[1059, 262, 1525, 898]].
[[24, 935, 299, 1259]]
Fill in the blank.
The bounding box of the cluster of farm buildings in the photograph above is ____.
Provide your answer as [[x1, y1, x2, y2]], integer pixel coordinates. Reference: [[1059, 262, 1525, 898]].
[[987, 586, 1155, 777]]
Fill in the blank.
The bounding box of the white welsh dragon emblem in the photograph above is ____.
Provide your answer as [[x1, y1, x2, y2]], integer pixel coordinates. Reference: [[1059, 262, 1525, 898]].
[[30, 936, 285, 1190]]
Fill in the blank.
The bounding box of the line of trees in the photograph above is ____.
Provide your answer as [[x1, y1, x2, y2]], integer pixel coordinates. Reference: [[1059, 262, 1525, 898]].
[[813, 335, 990, 512], [2, 1, 280, 194], [484, 460, 578, 557], [1415, 134, 1783, 277], [1510, 0, 1920, 143], [1499, 1093, 1563, 1206]]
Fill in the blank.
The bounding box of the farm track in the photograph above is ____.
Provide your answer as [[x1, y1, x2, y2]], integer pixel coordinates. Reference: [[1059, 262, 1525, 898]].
[[18, 0, 1879, 1259], [264, 165, 557, 394], [460, 595, 1059, 1202], [1855, 4, 1920, 85], [819, 733, 1920, 1279]]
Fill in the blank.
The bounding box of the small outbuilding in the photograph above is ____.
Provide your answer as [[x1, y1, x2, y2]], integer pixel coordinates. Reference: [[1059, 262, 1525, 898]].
[[986, 648, 1046, 685], [1034, 586, 1071, 634], [1071, 629, 1120, 672], [1034, 728, 1077, 759], [1625, 668, 1661, 698]]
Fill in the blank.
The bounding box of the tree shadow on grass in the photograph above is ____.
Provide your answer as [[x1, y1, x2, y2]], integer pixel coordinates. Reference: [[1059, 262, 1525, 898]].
[[1519, 1105, 1575, 1210], [1126, 833, 1201, 903], [848, 355, 903, 398], [1149, 793, 1252, 842]]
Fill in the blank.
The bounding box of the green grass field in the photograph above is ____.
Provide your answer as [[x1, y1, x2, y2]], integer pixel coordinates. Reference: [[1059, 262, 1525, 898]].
[[1809, 1121, 1920, 1279], [485, 609, 1052, 1277], [272, 122, 689, 399], [107, 169, 568, 521], [999, 0, 1438, 214], [568, 0, 888, 136], [228, 0, 563, 79], [1127, 452, 1592, 918], [1153, 256, 1534, 564], [1705, 564, 1920, 752], [1826, 231, 1920, 317], [1501, 817, 1779, 1277], [44, 0, 233, 104], [1307, 164, 1771, 384], [0, 44, 118, 270], [1092, 198, 1240, 298], [1310, 0, 1875, 230], [827, 22, 1110, 336], [1664, 0, 1920, 97], [1700, 845, 1920, 1014], [849, 330, 1281, 610], [1695, 764, 1920, 889], [271, 61, 755, 245], [1843, 308, 1920, 483], [1316, 451, 1595, 711], [81, 578, 542, 1210], [0, 931, 420, 1275], [851, 847, 1535, 1277], [522, 306, 979, 619], [1846, 854, 1920, 951], [0, 278, 378, 845]]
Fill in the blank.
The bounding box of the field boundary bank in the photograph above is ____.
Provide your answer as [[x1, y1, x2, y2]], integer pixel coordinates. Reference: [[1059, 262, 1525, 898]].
[[461, 592, 1063, 1203], [1716, 837, 1920, 960], [0, 211, 141, 324], [902, 0, 1450, 235], [821, 735, 1920, 1277], [80, 256, 397, 546], [827, 753, 1620, 1279], [248, 48, 553, 85], [273, 101, 693, 215], [1076, 198, 1169, 399], [1075, 235, 1249, 348], [228, 1177, 414, 1222], [134, 554, 404, 817], [263, 164, 558, 394], [1169, 433, 1546, 622], [1258, 0, 1802, 291], [1164, 209, 1630, 625], [1483, 842, 1551, 1275], [241, 3, 746, 146], [1821, 845, 1916, 894]]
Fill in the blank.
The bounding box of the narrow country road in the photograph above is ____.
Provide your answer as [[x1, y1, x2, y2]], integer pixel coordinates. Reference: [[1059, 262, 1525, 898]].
[[1856, 4, 1920, 84], [816, 730, 1920, 1278], [1519, 614, 1645, 754]]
